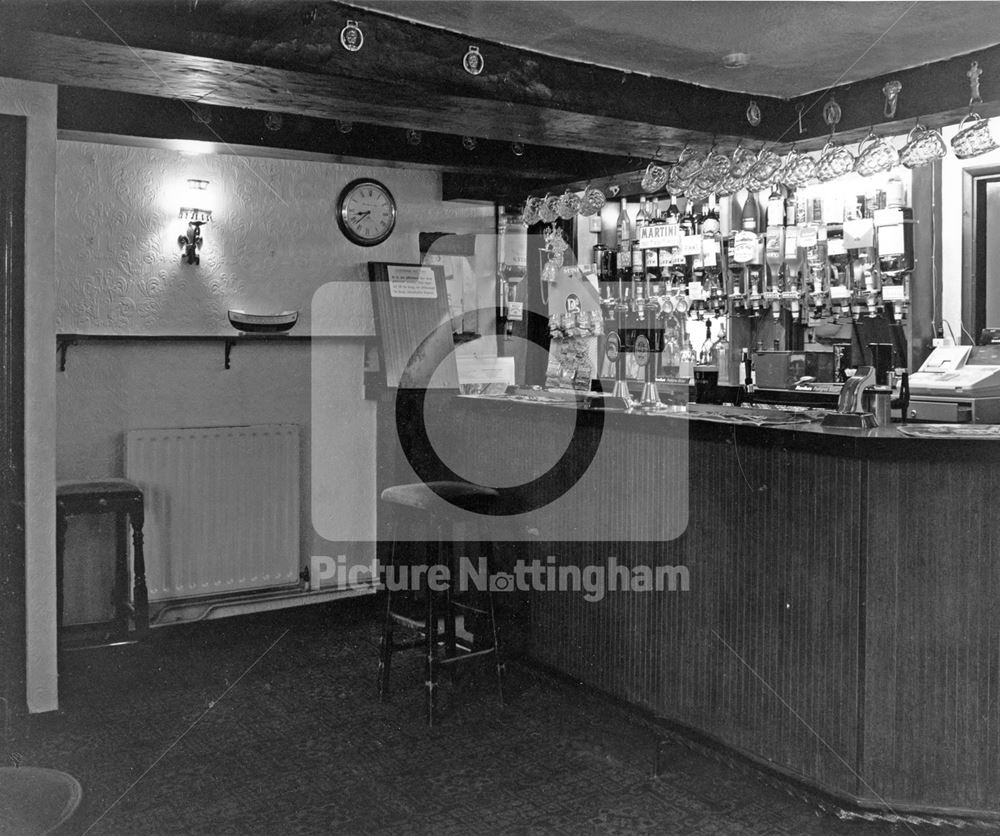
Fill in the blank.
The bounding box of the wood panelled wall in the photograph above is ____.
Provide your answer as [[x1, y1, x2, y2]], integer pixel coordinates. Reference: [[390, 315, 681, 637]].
[[380, 396, 1000, 816]]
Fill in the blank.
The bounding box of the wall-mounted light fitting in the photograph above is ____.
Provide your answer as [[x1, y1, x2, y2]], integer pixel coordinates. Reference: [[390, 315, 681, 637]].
[[178, 179, 212, 265]]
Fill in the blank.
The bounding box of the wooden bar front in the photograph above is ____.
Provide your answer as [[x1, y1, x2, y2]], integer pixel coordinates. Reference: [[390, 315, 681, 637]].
[[381, 394, 1000, 819]]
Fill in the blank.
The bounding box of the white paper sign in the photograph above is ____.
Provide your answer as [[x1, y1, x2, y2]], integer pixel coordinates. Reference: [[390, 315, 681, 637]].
[[733, 231, 758, 264], [680, 235, 702, 257], [877, 224, 905, 256], [797, 225, 819, 248], [639, 223, 681, 249], [843, 219, 875, 249], [881, 284, 906, 301], [388, 265, 438, 298], [457, 356, 516, 387]]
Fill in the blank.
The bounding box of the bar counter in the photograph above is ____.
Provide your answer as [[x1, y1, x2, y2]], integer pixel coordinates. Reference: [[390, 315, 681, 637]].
[[383, 392, 1000, 821]]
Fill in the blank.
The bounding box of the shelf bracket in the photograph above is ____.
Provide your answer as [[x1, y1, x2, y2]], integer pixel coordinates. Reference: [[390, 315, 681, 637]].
[[57, 337, 77, 372], [224, 338, 235, 370]]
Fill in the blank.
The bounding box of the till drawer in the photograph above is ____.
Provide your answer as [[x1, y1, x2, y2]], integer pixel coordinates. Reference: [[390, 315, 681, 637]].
[[907, 399, 972, 423]]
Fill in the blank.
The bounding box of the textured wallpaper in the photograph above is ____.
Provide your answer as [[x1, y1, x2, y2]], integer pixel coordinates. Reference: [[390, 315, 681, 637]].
[[54, 140, 495, 622], [55, 141, 493, 334]]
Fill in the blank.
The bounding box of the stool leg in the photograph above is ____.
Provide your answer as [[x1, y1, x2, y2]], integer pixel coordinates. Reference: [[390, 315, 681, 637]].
[[56, 507, 67, 649], [442, 523, 457, 658], [130, 501, 149, 637], [425, 561, 437, 726], [113, 510, 129, 639], [376, 521, 396, 702], [486, 540, 505, 709]]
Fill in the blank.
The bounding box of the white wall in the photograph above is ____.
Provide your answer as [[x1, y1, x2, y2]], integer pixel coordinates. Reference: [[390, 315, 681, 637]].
[[0, 78, 58, 713], [54, 142, 494, 629]]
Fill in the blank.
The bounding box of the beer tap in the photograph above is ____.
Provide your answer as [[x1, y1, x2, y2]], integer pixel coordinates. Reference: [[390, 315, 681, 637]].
[[730, 269, 746, 315], [747, 266, 764, 317], [875, 205, 914, 325], [741, 346, 756, 405], [765, 223, 785, 322], [862, 258, 881, 318]]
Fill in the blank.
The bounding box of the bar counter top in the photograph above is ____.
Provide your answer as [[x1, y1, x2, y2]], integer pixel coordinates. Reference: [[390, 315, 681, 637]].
[[460, 390, 1000, 440], [381, 390, 1000, 823]]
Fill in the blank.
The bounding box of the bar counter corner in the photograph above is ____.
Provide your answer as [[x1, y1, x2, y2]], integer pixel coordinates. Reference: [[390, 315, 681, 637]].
[[378, 390, 1000, 823]]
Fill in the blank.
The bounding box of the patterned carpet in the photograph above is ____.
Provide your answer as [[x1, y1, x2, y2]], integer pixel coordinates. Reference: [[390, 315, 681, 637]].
[[13, 598, 941, 835]]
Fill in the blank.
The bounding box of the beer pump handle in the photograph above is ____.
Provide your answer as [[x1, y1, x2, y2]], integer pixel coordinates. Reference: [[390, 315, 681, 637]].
[[893, 370, 910, 423], [836, 366, 875, 414]]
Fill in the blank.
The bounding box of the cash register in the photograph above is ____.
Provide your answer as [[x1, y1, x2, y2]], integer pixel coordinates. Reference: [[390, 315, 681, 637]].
[[908, 337, 1000, 423]]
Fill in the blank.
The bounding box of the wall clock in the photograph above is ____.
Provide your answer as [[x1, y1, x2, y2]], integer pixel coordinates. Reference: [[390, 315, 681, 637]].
[[336, 178, 397, 246]]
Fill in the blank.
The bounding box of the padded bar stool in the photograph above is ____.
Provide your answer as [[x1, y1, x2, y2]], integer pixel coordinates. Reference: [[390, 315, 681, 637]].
[[376, 480, 504, 725], [56, 479, 149, 644]]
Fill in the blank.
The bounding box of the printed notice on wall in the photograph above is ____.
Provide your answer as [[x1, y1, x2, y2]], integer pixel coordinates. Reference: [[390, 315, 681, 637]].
[[388, 265, 438, 299]]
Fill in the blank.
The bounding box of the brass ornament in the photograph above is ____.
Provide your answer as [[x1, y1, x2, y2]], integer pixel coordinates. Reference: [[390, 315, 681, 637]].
[[882, 80, 902, 119], [463, 45, 484, 76], [822, 97, 842, 130], [340, 20, 364, 52]]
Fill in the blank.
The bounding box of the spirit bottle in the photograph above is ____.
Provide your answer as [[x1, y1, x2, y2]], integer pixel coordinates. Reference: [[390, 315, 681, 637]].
[[741, 190, 760, 232], [616, 198, 632, 259]]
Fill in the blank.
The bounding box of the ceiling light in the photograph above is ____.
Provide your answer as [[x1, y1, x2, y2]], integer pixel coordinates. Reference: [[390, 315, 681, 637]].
[[723, 52, 750, 70]]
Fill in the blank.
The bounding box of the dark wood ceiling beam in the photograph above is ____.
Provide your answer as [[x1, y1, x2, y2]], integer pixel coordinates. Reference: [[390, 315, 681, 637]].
[[56, 86, 628, 182], [0, 30, 753, 160], [7, 2, 1000, 202], [787, 42, 1000, 151], [14, 0, 791, 138]]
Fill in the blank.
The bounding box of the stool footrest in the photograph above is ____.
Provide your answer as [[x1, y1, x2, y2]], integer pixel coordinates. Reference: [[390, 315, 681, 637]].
[[436, 647, 497, 666], [450, 601, 489, 616]]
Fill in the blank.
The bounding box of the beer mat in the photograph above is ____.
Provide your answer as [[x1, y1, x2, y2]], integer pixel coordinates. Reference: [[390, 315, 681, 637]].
[[897, 424, 1000, 439]]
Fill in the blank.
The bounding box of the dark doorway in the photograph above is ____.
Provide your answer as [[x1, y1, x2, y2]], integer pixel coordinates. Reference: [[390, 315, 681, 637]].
[[0, 114, 27, 723], [964, 167, 1000, 342]]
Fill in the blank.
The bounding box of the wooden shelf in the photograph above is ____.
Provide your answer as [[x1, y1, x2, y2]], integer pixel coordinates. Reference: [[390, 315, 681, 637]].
[[55, 333, 314, 371]]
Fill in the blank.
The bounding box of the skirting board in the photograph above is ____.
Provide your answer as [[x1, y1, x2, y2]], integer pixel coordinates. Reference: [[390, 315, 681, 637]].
[[149, 582, 378, 627]]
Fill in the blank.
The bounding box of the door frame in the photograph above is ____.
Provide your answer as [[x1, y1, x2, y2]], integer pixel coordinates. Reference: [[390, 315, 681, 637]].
[[0, 114, 27, 723], [961, 165, 1000, 342]]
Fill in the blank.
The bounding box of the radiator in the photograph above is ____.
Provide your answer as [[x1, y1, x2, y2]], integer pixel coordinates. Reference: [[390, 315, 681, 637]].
[[125, 424, 300, 602]]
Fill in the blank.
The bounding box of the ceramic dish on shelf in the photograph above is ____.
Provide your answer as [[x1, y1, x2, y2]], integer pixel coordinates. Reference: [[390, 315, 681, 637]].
[[227, 309, 299, 334]]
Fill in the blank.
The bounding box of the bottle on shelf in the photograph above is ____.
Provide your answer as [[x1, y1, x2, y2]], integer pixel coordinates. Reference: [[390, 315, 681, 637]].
[[678, 341, 695, 384], [631, 238, 644, 278], [692, 201, 705, 234], [665, 193, 680, 222], [635, 196, 649, 240], [785, 190, 798, 227], [616, 198, 632, 261], [702, 194, 721, 237], [741, 190, 760, 232], [714, 325, 731, 385], [680, 200, 695, 236], [644, 245, 660, 281], [766, 185, 785, 229]]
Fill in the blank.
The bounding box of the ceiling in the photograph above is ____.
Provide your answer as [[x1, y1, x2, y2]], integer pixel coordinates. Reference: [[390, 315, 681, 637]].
[[2, 0, 1000, 201], [353, 1, 1000, 98]]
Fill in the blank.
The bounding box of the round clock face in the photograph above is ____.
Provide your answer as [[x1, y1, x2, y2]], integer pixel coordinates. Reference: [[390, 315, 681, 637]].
[[336, 178, 397, 246]]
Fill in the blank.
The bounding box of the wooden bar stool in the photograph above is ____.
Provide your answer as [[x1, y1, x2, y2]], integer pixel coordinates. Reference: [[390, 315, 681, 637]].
[[376, 480, 505, 725], [56, 479, 149, 645]]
